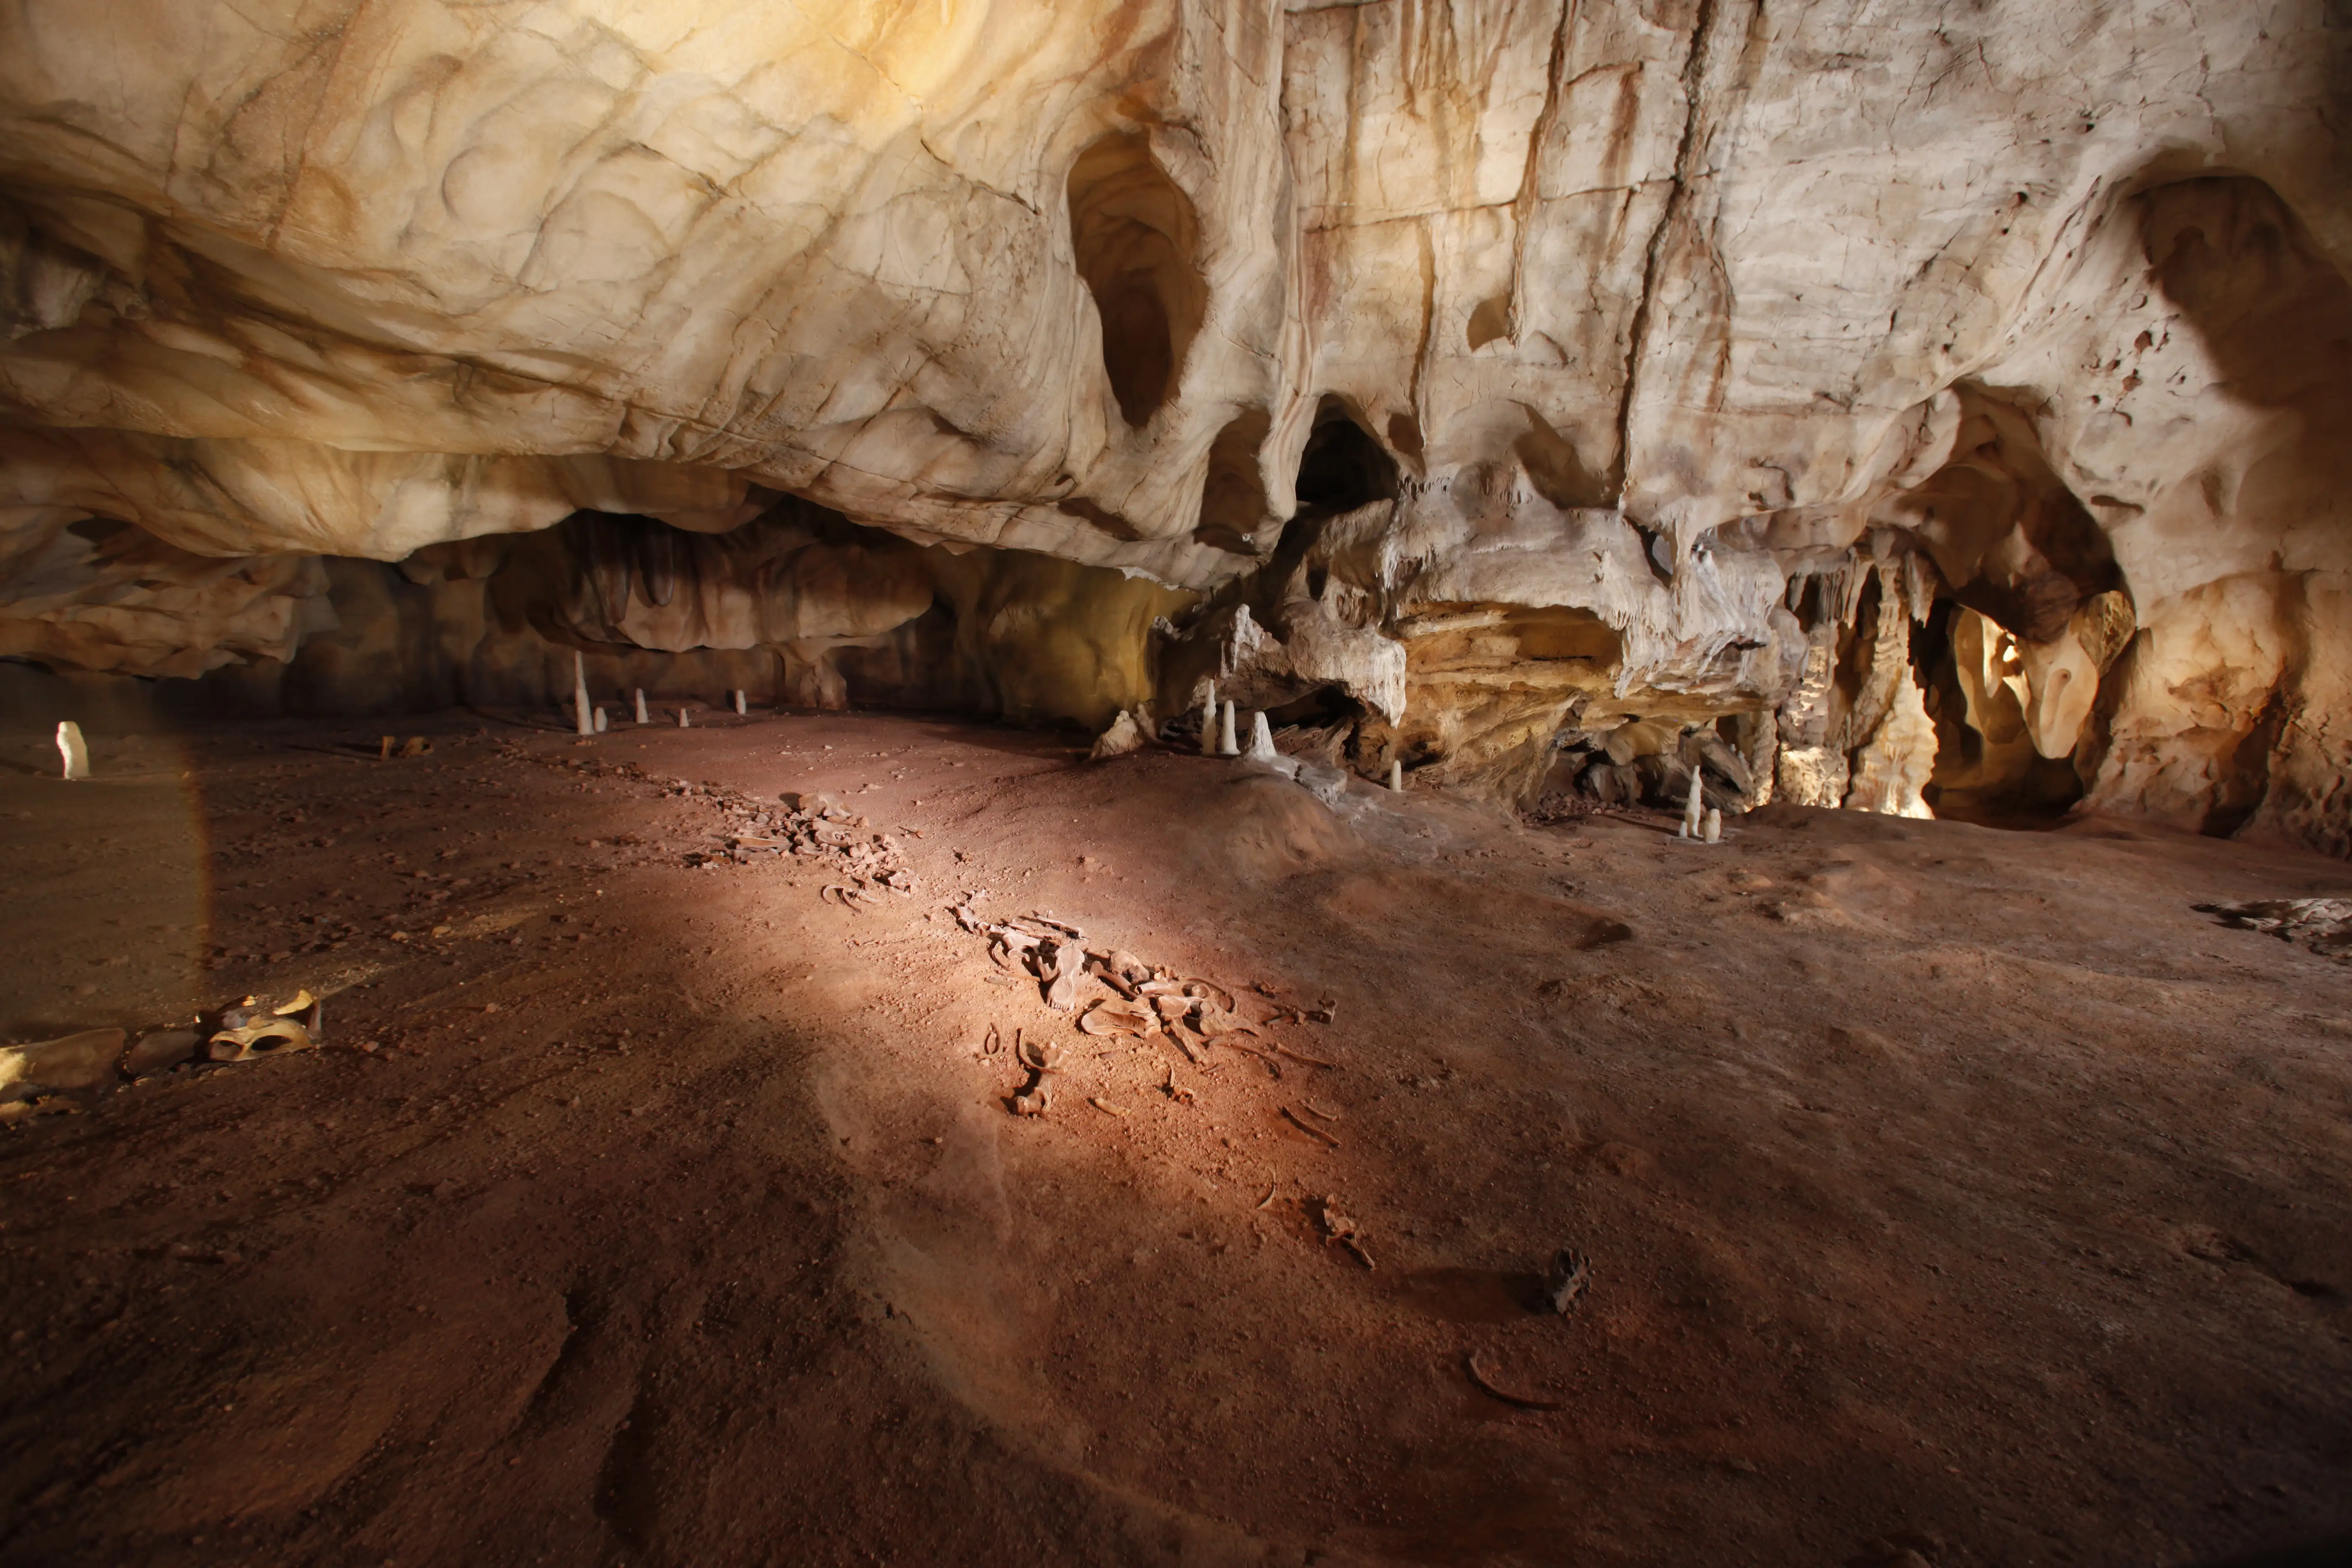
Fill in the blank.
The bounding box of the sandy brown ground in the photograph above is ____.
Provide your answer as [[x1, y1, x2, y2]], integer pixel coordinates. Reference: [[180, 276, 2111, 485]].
[[0, 708, 2347, 1568]]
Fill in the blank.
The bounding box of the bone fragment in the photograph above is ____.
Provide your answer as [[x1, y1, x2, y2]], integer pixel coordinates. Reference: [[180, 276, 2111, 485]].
[[1216, 699, 1239, 757], [122, 1028, 201, 1077], [1388, 760, 1404, 792], [573, 650, 594, 737], [635, 688, 650, 724], [55, 721, 88, 780], [1198, 681, 1218, 756], [0, 1028, 126, 1097], [1703, 806, 1722, 843]]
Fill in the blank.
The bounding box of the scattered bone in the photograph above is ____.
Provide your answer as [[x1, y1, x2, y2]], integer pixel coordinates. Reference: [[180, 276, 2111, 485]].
[[398, 736, 431, 757], [1087, 1097, 1129, 1117], [1543, 1248, 1592, 1314], [2197, 896, 2352, 959], [1256, 1184, 1277, 1210], [1310, 1195, 1375, 1268], [206, 1006, 315, 1062], [55, 720, 90, 780], [1300, 1099, 1343, 1122], [1080, 999, 1153, 1037], [1041, 939, 1086, 1011], [1010, 1030, 1061, 1115], [1274, 1042, 1337, 1070], [122, 1028, 201, 1077], [0, 1027, 126, 1098], [1216, 699, 1239, 757], [821, 884, 870, 911], [1465, 1351, 1563, 1411], [1282, 1106, 1343, 1148], [1161, 1065, 1194, 1104], [273, 989, 316, 1017]]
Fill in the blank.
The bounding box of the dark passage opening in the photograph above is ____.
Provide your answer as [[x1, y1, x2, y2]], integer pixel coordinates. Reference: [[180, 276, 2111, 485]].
[[1293, 396, 1399, 516]]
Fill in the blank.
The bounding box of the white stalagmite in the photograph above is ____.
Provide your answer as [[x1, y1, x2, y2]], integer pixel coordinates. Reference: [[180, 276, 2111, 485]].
[[678, 708, 691, 728], [594, 706, 608, 733], [634, 689, 650, 724], [572, 651, 594, 737], [55, 720, 88, 780], [1241, 709, 1278, 763], [1216, 699, 1238, 758], [1703, 807, 1723, 843], [1681, 763, 1705, 839], [1387, 760, 1404, 792], [1197, 682, 1217, 757], [733, 689, 747, 714]]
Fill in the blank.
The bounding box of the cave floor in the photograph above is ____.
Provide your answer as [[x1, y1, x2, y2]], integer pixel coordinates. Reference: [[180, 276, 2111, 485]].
[[0, 709, 2347, 1568]]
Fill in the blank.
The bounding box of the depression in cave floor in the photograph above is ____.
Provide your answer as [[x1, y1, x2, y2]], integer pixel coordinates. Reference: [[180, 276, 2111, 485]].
[[0, 709, 2347, 1568]]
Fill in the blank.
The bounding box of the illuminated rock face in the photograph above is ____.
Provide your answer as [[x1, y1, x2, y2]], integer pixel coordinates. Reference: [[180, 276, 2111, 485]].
[[0, 2, 2344, 848]]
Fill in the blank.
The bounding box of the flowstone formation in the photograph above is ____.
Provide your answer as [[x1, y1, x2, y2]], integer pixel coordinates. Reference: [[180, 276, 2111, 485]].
[[0, 2, 2343, 848]]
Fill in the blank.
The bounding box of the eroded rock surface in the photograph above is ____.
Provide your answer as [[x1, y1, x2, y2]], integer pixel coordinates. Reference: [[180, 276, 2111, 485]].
[[0, 1, 2343, 847]]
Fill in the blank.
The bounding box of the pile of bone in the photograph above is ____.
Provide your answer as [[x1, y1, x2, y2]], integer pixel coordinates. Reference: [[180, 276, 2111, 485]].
[[674, 782, 915, 901], [951, 901, 1271, 1069], [2197, 896, 2352, 960]]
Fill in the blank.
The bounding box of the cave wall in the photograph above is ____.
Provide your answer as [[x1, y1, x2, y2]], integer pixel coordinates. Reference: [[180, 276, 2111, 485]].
[[0, 1, 2344, 849]]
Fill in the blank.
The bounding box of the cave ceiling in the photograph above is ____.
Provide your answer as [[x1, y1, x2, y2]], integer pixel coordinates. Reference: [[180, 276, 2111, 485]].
[[0, 0, 2344, 849]]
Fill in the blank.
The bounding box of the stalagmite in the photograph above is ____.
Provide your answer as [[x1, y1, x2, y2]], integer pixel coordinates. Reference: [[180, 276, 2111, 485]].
[[733, 690, 747, 715], [1681, 764, 1705, 840], [635, 689, 650, 725], [1388, 761, 1404, 793], [1703, 807, 1723, 844], [1241, 710, 1279, 764], [1216, 700, 1239, 758], [54, 721, 88, 781], [572, 651, 594, 738], [1198, 682, 1218, 757], [594, 707, 608, 733], [678, 709, 690, 728]]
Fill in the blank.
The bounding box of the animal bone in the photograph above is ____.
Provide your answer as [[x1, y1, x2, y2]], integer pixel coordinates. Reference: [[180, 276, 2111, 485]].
[[206, 1008, 315, 1062], [0, 1027, 126, 1097]]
